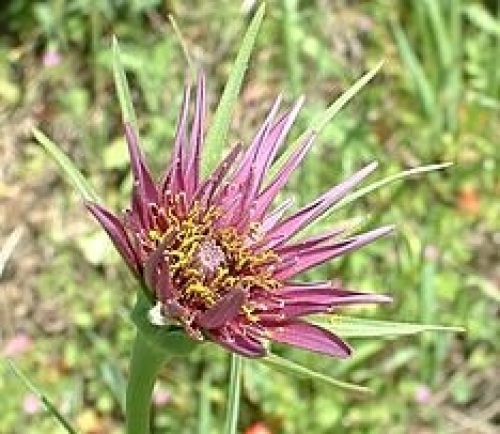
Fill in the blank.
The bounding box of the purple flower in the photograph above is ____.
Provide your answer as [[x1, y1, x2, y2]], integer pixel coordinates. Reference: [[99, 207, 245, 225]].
[[415, 384, 432, 404], [42, 49, 61, 68], [87, 73, 392, 358], [22, 393, 42, 415], [2, 333, 33, 357]]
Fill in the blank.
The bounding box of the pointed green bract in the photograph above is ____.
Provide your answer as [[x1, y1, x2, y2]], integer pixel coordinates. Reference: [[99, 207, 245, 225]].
[[6, 359, 77, 434], [33, 128, 100, 203], [262, 354, 372, 394], [270, 60, 384, 178], [202, 4, 266, 177], [112, 36, 139, 130], [311, 315, 464, 338], [223, 354, 243, 434], [330, 162, 452, 212], [130, 291, 197, 357]]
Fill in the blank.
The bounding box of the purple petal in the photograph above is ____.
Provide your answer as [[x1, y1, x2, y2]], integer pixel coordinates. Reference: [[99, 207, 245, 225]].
[[197, 143, 244, 207], [275, 225, 348, 256], [212, 331, 266, 358], [86, 202, 139, 274], [142, 234, 176, 303], [259, 198, 295, 233], [268, 321, 351, 358], [230, 96, 283, 188], [124, 123, 157, 204], [265, 162, 378, 248], [197, 289, 246, 329], [254, 132, 315, 219], [186, 72, 206, 198], [279, 285, 393, 306], [244, 97, 305, 204], [273, 225, 394, 280], [166, 85, 191, 194]]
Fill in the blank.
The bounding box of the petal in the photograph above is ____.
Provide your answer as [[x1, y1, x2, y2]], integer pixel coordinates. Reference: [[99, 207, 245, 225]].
[[268, 321, 351, 358], [274, 225, 347, 256], [186, 72, 206, 197], [254, 131, 315, 219], [245, 97, 305, 204], [124, 123, 157, 204], [278, 285, 393, 306], [197, 289, 246, 330], [166, 85, 191, 194], [231, 95, 283, 186], [197, 143, 243, 207], [86, 202, 139, 274], [265, 162, 378, 248], [273, 225, 394, 280], [212, 331, 266, 358], [259, 197, 295, 233]]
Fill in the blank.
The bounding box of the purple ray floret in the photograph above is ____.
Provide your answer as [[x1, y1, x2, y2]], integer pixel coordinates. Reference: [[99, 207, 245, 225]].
[[87, 72, 393, 358]]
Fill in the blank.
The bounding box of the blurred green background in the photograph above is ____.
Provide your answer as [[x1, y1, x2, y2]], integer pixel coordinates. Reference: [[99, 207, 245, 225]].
[[0, 0, 498, 433]]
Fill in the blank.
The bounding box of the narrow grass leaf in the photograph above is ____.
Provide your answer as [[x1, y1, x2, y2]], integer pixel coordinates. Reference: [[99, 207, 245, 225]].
[[223, 354, 243, 434], [423, 0, 452, 68], [464, 3, 500, 36], [6, 359, 77, 434], [311, 315, 464, 338], [203, 3, 265, 177], [33, 128, 100, 203], [198, 369, 213, 434], [262, 354, 372, 394], [392, 21, 436, 118], [112, 36, 139, 130], [100, 361, 126, 413], [168, 14, 195, 79]]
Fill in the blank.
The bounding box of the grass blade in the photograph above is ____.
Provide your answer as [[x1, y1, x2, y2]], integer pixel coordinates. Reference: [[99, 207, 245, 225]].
[[311, 315, 464, 338], [223, 354, 243, 434], [6, 359, 77, 434], [262, 354, 372, 394], [422, 0, 452, 68], [203, 3, 265, 177], [112, 36, 139, 130], [33, 128, 100, 203], [392, 21, 436, 118]]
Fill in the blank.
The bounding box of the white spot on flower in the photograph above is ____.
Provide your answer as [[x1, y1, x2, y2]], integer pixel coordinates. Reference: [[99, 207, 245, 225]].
[[148, 302, 168, 326]]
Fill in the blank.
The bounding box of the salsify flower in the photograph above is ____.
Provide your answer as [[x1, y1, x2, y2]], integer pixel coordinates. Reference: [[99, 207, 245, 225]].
[[87, 73, 393, 358]]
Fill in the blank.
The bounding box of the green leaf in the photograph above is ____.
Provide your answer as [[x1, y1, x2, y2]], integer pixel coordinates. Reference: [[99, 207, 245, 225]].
[[33, 128, 100, 203], [202, 3, 266, 177], [112, 36, 139, 130], [223, 354, 243, 434], [311, 315, 464, 338], [392, 21, 436, 118], [261, 354, 372, 394], [6, 359, 78, 434], [130, 291, 197, 357], [271, 61, 383, 177], [464, 3, 500, 37], [329, 162, 452, 213]]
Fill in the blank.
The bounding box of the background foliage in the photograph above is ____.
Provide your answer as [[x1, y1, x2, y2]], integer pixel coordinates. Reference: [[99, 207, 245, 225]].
[[0, 0, 498, 433]]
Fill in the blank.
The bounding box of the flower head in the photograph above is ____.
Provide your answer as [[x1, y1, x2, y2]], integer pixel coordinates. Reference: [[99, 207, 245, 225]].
[[87, 73, 392, 358]]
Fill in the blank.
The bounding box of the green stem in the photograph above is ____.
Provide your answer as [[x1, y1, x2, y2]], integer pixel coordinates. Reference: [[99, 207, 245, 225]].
[[126, 332, 168, 434], [223, 354, 243, 434]]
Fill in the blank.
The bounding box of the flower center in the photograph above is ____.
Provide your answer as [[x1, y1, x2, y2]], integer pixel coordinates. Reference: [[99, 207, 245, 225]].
[[141, 194, 280, 326], [195, 239, 226, 278]]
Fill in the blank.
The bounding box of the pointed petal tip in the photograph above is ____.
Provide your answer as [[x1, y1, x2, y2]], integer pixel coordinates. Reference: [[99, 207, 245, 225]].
[[269, 321, 352, 358]]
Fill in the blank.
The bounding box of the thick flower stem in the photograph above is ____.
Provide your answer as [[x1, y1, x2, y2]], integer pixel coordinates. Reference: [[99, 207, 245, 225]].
[[126, 332, 168, 434]]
